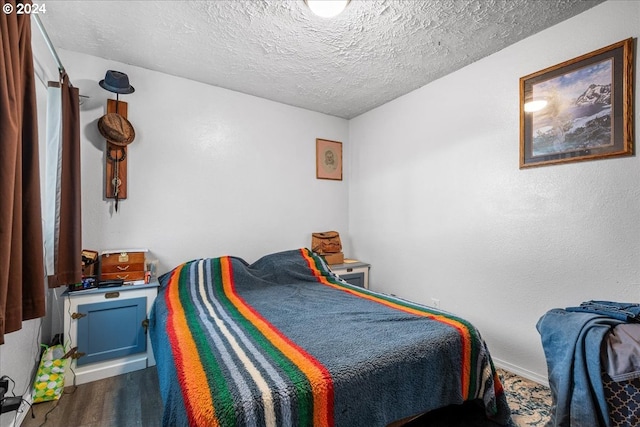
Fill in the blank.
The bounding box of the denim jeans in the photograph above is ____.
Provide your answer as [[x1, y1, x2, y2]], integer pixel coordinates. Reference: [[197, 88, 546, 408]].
[[565, 300, 640, 322]]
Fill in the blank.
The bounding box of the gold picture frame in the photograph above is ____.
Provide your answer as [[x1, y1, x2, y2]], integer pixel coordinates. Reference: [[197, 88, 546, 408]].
[[520, 38, 634, 168], [316, 138, 342, 180]]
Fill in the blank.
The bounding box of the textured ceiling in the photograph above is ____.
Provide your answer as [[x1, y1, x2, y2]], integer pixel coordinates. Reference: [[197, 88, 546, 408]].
[[40, 0, 604, 119]]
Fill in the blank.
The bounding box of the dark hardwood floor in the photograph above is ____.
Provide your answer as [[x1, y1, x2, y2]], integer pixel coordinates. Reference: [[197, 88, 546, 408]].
[[21, 367, 516, 427], [22, 367, 162, 427]]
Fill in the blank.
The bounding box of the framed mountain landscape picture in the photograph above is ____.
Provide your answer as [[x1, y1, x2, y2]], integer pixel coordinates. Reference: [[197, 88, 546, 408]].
[[520, 38, 634, 168]]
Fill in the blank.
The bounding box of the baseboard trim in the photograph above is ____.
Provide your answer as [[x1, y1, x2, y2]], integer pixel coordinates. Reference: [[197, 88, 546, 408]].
[[69, 356, 148, 386], [493, 357, 549, 387]]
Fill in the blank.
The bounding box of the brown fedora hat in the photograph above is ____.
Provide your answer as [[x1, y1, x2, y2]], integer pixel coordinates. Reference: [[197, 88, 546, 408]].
[[98, 113, 135, 146]]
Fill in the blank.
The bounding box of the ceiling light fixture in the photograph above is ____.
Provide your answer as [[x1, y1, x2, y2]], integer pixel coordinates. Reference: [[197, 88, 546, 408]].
[[305, 0, 350, 18]]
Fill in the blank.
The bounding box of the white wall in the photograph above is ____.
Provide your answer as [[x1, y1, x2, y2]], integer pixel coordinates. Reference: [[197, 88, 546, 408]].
[[1, 45, 348, 427], [57, 49, 350, 274], [349, 0, 640, 384], [0, 319, 41, 427]]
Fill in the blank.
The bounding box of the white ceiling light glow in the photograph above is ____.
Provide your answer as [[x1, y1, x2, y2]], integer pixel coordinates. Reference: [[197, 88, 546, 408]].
[[305, 0, 350, 18]]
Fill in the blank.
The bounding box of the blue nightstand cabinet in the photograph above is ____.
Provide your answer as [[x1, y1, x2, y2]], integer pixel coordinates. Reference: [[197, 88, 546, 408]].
[[63, 282, 159, 385], [76, 296, 147, 366], [330, 260, 370, 289]]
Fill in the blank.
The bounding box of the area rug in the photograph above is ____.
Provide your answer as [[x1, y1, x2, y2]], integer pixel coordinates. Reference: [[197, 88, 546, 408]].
[[498, 368, 552, 427]]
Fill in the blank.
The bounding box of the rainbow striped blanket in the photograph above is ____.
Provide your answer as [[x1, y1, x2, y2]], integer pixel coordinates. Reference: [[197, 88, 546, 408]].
[[150, 249, 510, 426]]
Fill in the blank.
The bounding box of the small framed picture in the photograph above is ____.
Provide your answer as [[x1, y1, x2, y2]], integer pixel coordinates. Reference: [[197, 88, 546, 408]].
[[316, 138, 342, 180], [519, 38, 634, 168]]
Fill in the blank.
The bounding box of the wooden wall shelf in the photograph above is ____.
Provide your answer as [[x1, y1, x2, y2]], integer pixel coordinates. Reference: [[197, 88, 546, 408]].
[[105, 99, 128, 202]]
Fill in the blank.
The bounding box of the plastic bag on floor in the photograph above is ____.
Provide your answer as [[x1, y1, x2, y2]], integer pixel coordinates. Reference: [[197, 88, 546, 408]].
[[32, 344, 66, 403]]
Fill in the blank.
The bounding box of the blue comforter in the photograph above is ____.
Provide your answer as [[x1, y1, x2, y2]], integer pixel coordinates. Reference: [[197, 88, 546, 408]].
[[150, 248, 511, 426]]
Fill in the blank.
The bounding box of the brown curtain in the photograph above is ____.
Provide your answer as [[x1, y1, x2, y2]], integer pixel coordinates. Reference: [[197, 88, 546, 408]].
[[47, 74, 82, 288], [0, 1, 46, 344]]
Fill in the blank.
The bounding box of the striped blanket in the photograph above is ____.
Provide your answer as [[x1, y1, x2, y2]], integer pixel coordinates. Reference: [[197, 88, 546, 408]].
[[149, 248, 511, 426]]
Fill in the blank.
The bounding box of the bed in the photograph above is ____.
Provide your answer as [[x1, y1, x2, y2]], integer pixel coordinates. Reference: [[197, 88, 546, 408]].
[[149, 248, 511, 426]]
